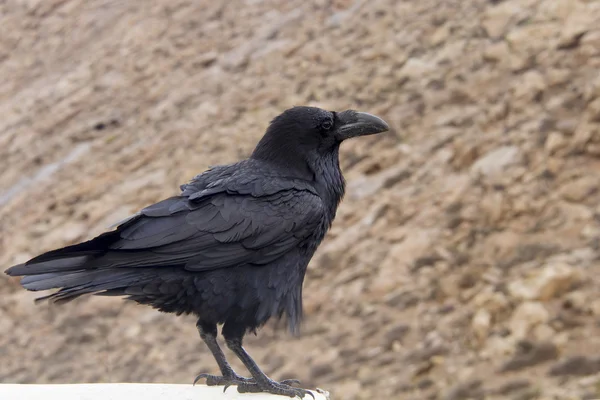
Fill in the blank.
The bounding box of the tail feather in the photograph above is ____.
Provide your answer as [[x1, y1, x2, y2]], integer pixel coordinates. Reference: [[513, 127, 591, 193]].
[[20, 271, 88, 291], [6, 255, 90, 276], [20, 268, 157, 304], [24, 230, 116, 264], [5, 230, 119, 278], [4, 227, 158, 303]]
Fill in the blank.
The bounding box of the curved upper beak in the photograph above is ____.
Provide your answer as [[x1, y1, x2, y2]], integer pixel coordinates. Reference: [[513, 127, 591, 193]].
[[334, 110, 389, 141]]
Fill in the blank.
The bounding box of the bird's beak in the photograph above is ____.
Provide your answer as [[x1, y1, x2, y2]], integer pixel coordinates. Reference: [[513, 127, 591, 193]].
[[334, 110, 389, 141]]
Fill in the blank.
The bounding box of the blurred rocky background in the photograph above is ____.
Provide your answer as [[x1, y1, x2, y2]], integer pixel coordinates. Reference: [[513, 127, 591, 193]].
[[1, 0, 600, 399]]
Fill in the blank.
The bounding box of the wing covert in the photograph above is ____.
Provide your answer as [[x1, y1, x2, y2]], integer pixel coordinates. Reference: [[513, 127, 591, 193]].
[[107, 188, 324, 272]]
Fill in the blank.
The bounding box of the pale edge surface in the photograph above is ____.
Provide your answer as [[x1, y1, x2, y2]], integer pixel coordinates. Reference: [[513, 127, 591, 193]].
[[0, 384, 330, 400]]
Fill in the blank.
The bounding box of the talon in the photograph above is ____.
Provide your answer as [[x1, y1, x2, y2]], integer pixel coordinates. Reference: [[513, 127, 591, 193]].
[[193, 373, 208, 386]]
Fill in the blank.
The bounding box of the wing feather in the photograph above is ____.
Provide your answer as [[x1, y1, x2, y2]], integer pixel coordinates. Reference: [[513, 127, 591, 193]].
[[105, 186, 323, 272]]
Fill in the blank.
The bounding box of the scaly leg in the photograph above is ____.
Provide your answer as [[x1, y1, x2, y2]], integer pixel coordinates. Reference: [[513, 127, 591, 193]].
[[222, 322, 312, 399], [193, 320, 253, 387]]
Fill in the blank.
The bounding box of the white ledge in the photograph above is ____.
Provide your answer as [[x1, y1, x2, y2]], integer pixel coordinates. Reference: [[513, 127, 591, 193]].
[[0, 383, 330, 400]]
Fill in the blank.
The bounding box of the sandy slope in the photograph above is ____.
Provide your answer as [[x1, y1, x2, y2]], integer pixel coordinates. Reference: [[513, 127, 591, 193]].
[[1, 0, 600, 399]]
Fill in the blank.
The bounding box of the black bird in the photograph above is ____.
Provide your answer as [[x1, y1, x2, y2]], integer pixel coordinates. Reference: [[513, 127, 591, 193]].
[[5, 106, 389, 398]]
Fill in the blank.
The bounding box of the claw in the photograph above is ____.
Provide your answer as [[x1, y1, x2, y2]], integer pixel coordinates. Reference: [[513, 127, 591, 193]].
[[293, 389, 314, 400], [193, 373, 209, 386]]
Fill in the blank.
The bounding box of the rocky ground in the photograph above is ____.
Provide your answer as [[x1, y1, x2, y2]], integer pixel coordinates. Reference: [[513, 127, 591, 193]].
[[1, 0, 600, 399]]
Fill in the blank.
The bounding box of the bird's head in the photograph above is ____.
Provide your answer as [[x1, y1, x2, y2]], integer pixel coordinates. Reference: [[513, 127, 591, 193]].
[[251, 106, 389, 176]]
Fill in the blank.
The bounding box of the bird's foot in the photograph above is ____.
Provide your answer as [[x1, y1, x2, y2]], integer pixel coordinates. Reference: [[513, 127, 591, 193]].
[[236, 379, 314, 399], [193, 372, 253, 387]]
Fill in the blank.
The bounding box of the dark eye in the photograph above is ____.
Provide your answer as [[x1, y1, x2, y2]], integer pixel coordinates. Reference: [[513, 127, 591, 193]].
[[321, 119, 333, 131]]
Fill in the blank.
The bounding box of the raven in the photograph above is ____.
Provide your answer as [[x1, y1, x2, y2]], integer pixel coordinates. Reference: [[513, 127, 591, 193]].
[[5, 106, 389, 398]]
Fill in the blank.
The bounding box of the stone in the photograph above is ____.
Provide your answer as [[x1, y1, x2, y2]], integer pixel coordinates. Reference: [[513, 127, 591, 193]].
[[221, 8, 303, 69], [472, 289, 510, 317], [490, 378, 532, 395], [379, 228, 439, 272], [581, 29, 600, 58], [383, 323, 411, 349], [346, 165, 411, 200], [559, 202, 594, 223], [500, 340, 559, 372], [548, 356, 600, 376], [410, 360, 435, 379], [416, 378, 434, 390], [430, 24, 451, 46], [507, 24, 558, 59], [509, 302, 550, 339], [472, 309, 492, 341], [560, 176, 599, 202], [558, 5, 598, 48], [471, 145, 522, 177], [533, 324, 556, 342], [59, 222, 88, 243], [332, 380, 361, 398], [562, 291, 587, 315], [582, 223, 600, 241], [507, 262, 582, 301], [444, 379, 483, 400], [546, 70, 573, 88], [545, 132, 566, 154], [482, 3, 524, 39], [540, 0, 578, 21], [396, 58, 435, 82], [586, 143, 600, 156], [482, 336, 514, 359], [483, 41, 511, 64], [588, 97, 600, 122], [384, 289, 419, 310], [499, 242, 560, 270], [513, 70, 546, 101], [585, 73, 600, 102], [310, 361, 334, 380], [590, 299, 600, 316], [0, 309, 15, 335], [572, 121, 600, 151], [405, 345, 449, 363], [8, 252, 33, 266]]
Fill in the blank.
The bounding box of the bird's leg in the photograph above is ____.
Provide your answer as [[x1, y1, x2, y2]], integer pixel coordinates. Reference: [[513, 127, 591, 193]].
[[193, 320, 253, 387], [222, 325, 313, 399]]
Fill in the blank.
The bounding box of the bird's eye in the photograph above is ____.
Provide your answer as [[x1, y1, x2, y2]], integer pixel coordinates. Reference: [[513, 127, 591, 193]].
[[321, 120, 333, 131]]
